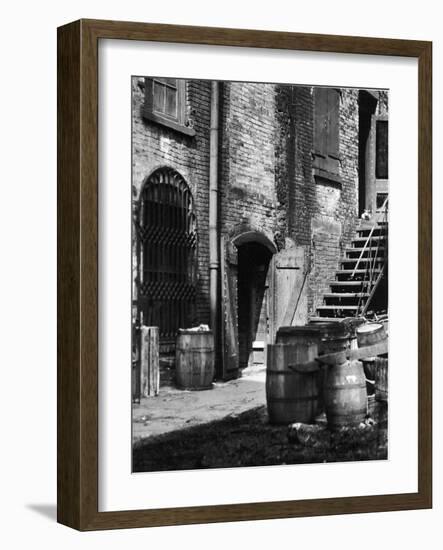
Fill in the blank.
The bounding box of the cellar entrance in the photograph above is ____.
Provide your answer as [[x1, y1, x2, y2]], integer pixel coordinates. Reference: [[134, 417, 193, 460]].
[[237, 242, 273, 370]]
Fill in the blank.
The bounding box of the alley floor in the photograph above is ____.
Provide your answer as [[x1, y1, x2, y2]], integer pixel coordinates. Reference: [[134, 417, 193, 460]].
[[132, 364, 266, 442], [132, 363, 388, 473]]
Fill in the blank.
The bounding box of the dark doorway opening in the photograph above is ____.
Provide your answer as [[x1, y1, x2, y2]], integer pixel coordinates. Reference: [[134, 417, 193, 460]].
[[358, 91, 377, 216], [237, 242, 272, 370]]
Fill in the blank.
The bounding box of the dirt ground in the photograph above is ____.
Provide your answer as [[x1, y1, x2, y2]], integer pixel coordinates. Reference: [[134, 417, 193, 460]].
[[132, 364, 267, 441], [132, 365, 388, 473]]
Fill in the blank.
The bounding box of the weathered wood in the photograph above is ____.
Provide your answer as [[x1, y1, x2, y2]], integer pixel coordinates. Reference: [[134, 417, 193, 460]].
[[279, 335, 387, 374], [273, 246, 307, 330], [266, 343, 320, 424], [356, 322, 387, 347], [325, 360, 367, 429], [315, 340, 388, 366], [375, 356, 388, 401], [141, 326, 159, 397], [220, 236, 239, 380], [175, 330, 214, 390], [132, 359, 141, 403]]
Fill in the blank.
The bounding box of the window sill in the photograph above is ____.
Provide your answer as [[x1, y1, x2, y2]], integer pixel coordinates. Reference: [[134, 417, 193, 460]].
[[313, 167, 342, 187], [143, 111, 196, 137]]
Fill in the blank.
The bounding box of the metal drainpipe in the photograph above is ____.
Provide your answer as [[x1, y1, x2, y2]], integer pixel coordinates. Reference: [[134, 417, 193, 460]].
[[209, 81, 220, 352]]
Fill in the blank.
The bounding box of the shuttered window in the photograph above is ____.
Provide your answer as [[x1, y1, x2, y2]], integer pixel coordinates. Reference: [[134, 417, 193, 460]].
[[313, 87, 341, 182], [137, 168, 198, 339], [375, 119, 389, 179], [143, 77, 195, 136]]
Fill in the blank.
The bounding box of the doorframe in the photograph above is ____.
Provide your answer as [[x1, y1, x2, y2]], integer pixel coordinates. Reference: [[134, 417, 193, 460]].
[[230, 229, 277, 369]]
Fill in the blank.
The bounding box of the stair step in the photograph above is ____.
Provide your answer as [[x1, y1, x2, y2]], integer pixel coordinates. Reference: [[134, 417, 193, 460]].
[[309, 316, 346, 323], [357, 228, 387, 238], [346, 250, 386, 260], [347, 246, 386, 253], [330, 280, 367, 286], [352, 235, 385, 245], [341, 257, 384, 265], [323, 292, 369, 298], [337, 269, 382, 274], [317, 305, 360, 311]]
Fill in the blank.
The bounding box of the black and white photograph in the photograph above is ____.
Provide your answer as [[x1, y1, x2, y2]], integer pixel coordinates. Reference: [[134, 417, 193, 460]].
[[131, 76, 389, 473]]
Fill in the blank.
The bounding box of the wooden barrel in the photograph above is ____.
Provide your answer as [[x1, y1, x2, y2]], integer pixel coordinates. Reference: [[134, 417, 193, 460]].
[[276, 326, 323, 347], [324, 359, 367, 429], [277, 320, 361, 354], [361, 358, 376, 395], [266, 343, 321, 425], [276, 322, 360, 415], [175, 330, 215, 390], [374, 356, 388, 401], [356, 323, 387, 348]]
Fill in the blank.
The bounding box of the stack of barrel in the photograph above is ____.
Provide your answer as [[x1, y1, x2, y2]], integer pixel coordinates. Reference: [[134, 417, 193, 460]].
[[267, 320, 374, 429], [357, 322, 388, 414]]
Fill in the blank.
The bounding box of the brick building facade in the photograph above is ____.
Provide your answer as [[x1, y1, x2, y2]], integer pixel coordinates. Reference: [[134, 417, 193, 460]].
[[132, 77, 388, 379]]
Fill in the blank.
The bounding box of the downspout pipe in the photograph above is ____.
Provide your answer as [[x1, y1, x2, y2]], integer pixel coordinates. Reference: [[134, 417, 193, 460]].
[[209, 81, 220, 354]]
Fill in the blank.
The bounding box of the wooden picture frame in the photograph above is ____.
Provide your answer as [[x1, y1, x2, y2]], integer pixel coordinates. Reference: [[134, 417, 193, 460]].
[[57, 19, 432, 530]]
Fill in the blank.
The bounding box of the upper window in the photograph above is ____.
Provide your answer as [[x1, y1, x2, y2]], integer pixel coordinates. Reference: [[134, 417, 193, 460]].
[[143, 77, 195, 136], [375, 119, 389, 180], [313, 87, 341, 183]]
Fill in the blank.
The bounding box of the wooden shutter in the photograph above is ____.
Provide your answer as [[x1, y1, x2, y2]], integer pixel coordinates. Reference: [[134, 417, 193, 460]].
[[220, 237, 239, 380], [272, 247, 308, 339], [313, 87, 340, 180], [314, 88, 328, 155], [143, 77, 154, 118], [327, 89, 340, 159]]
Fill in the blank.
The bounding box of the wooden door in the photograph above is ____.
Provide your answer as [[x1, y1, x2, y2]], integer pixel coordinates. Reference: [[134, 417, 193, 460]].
[[220, 237, 239, 380], [271, 246, 308, 341]]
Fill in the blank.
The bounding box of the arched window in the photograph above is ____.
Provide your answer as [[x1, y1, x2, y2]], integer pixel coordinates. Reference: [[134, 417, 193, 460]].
[[138, 168, 197, 339]]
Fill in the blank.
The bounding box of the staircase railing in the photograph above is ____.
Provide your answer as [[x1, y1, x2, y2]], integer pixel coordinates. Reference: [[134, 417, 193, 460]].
[[355, 197, 389, 316], [351, 196, 389, 280]]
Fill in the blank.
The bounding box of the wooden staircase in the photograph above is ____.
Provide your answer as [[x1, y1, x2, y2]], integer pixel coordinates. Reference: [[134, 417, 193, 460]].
[[310, 221, 388, 322]]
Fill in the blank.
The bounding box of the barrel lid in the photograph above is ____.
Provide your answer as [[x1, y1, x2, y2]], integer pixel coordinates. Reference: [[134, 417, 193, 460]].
[[356, 322, 383, 334], [279, 322, 352, 336], [177, 329, 213, 335], [277, 325, 326, 337]]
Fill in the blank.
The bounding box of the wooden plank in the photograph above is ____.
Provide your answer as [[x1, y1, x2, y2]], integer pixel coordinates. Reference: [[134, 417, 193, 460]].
[[282, 270, 308, 326], [313, 87, 328, 154], [274, 247, 307, 330], [220, 237, 239, 380], [317, 341, 388, 365], [287, 340, 388, 373], [141, 326, 159, 396], [327, 88, 340, 158]]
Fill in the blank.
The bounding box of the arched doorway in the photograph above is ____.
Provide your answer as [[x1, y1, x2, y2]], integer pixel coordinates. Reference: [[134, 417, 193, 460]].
[[226, 230, 276, 372], [137, 168, 197, 346], [220, 232, 308, 380], [237, 241, 273, 368]]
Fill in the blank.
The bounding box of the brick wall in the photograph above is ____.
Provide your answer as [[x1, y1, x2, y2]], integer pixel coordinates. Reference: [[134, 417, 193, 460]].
[[132, 78, 380, 339], [286, 87, 360, 314], [219, 82, 280, 246], [377, 90, 389, 117], [132, 77, 212, 325]]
